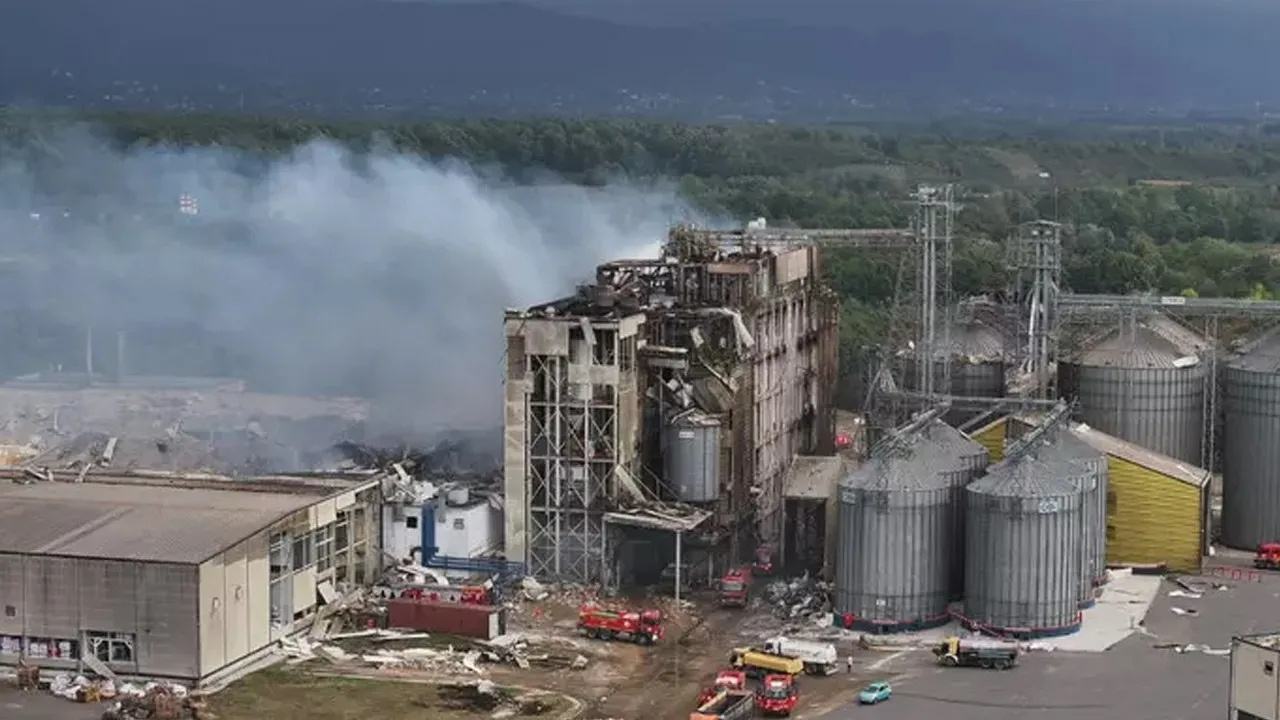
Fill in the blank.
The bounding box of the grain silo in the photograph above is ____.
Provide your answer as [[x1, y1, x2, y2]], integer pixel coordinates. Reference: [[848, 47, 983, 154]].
[[901, 305, 1008, 426], [662, 411, 721, 503], [920, 420, 990, 598], [1222, 331, 1280, 549], [1032, 429, 1109, 607], [965, 454, 1086, 637], [1058, 315, 1207, 466], [835, 436, 958, 632]]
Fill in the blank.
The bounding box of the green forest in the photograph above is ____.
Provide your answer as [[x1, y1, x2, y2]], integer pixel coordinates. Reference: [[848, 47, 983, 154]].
[[5, 110, 1280, 383]]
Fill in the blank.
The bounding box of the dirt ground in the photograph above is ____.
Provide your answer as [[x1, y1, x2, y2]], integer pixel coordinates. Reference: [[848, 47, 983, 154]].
[[208, 668, 571, 720]]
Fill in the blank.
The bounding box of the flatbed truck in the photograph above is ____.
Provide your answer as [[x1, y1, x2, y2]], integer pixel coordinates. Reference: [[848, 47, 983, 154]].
[[689, 689, 754, 720]]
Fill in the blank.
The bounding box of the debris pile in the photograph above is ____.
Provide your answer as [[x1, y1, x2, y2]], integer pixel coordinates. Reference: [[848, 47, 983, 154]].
[[26, 430, 231, 474], [764, 574, 832, 620]]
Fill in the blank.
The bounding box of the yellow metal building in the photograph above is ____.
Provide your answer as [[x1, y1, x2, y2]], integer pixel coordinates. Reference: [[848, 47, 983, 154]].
[[966, 417, 1209, 573]]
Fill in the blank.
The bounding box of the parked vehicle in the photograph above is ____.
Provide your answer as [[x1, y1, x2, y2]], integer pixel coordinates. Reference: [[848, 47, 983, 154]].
[[729, 648, 804, 678], [1255, 542, 1280, 570], [753, 545, 777, 576], [932, 636, 1018, 669], [578, 606, 664, 645], [857, 681, 893, 705], [762, 636, 838, 676], [697, 670, 748, 706], [689, 689, 754, 720], [719, 568, 751, 608], [755, 674, 799, 717]]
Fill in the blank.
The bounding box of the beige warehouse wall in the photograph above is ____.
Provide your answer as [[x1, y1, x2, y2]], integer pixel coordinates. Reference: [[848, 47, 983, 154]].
[[197, 530, 271, 677]]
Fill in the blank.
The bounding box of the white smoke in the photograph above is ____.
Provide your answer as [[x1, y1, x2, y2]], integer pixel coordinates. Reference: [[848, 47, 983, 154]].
[[0, 128, 702, 441]]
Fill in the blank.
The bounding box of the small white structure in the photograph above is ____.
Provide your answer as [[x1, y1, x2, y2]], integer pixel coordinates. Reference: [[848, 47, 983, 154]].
[[382, 487, 503, 579]]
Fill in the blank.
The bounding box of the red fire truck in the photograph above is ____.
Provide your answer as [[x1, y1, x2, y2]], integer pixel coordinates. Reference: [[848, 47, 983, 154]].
[[753, 545, 777, 576], [578, 605, 664, 645], [755, 674, 799, 716], [719, 568, 751, 608], [1255, 543, 1280, 570]]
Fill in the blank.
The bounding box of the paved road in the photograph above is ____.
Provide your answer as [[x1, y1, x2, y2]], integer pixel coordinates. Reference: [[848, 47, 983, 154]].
[[815, 572, 1260, 720]]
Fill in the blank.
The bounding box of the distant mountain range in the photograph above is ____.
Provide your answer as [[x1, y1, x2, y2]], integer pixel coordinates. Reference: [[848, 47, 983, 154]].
[[2, 0, 1278, 119]]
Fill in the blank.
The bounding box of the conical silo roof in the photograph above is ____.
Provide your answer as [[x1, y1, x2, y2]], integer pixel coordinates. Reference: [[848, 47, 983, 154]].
[[970, 454, 1083, 498]]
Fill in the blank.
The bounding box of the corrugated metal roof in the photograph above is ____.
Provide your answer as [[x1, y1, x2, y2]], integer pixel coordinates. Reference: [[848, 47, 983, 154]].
[[1069, 423, 1209, 488], [1229, 327, 1280, 373], [0, 482, 332, 563], [1075, 325, 1197, 368]]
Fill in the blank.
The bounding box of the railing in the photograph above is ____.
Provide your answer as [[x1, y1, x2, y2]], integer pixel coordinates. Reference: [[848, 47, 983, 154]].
[[423, 553, 527, 580]]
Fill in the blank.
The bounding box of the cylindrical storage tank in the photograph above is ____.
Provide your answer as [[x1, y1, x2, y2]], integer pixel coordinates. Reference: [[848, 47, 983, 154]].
[[1035, 430, 1109, 605], [1222, 333, 1280, 548], [835, 441, 954, 633], [663, 412, 720, 502], [901, 319, 1006, 427], [965, 456, 1085, 638], [1058, 318, 1206, 465], [921, 420, 990, 599]]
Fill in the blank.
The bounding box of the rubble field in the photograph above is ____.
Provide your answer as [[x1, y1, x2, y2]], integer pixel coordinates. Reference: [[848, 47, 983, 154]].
[[274, 573, 871, 720]]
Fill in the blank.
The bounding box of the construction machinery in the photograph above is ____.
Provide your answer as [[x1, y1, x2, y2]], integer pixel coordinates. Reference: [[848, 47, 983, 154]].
[[689, 689, 755, 720], [578, 606, 664, 645], [697, 670, 748, 706], [1255, 543, 1280, 570], [932, 636, 1018, 669], [762, 636, 838, 676], [755, 674, 799, 717], [719, 568, 751, 608], [729, 647, 805, 678]]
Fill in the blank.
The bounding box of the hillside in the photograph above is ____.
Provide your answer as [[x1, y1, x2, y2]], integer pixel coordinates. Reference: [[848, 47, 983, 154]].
[[2, 0, 1279, 118]]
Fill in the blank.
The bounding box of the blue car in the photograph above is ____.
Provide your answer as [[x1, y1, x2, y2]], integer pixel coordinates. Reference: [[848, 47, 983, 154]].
[[858, 681, 893, 704]]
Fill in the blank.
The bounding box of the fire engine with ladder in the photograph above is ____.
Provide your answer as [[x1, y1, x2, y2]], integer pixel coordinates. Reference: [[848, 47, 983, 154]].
[[577, 605, 664, 645]]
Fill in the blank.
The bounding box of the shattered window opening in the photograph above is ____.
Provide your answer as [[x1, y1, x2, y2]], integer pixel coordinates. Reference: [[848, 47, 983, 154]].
[[292, 533, 313, 571], [315, 525, 335, 573], [86, 631, 134, 664], [335, 516, 350, 552], [405, 515, 418, 529]]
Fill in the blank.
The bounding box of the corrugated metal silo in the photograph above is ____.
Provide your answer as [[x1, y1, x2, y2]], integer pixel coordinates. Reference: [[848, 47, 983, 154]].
[[901, 312, 1007, 426], [965, 455, 1085, 637], [1222, 331, 1280, 549], [835, 438, 956, 632], [1034, 429, 1109, 606], [662, 412, 720, 503], [921, 420, 990, 598], [1058, 316, 1207, 465]]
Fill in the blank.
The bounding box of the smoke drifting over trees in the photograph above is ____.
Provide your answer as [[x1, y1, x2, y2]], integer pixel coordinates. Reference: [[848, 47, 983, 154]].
[[0, 128, 698, 441]]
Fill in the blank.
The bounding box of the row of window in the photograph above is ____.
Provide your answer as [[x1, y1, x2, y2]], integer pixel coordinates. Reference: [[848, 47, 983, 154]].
[[0, 631, 136, 664], [271, 513, 358, 578]]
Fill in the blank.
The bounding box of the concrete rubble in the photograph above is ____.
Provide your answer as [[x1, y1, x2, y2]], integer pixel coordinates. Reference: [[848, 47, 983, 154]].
[[764, 574, 832, 620]]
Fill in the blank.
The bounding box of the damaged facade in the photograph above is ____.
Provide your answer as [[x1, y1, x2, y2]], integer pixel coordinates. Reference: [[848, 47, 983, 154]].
[[503, 225, 840, 584], [0, 471, 379, 683]]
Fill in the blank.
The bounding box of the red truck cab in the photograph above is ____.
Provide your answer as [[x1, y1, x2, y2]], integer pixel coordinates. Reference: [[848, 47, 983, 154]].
[[698, 669, 747, 706], [753, 546, 777, 576], [578, 605, 664, 645], [719, 568, 751, 608], [756, 674, 798, 716], [1256, 543, 1280, 570]]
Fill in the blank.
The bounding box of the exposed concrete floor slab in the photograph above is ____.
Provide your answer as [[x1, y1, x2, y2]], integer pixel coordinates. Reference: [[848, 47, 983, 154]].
[[1048, 571, 1162, 652]]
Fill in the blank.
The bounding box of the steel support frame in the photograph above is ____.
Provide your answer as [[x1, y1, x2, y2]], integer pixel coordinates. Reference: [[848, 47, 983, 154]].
[[1009, 221, 1063, 399], [525, 351, 616, 584]]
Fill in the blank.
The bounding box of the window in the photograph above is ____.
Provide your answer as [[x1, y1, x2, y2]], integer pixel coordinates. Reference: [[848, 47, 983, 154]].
[[335, 515, 350, 552], [269, 532, 291, 578], [453, 518, 466, 530], [3, 605, 13, 618], [86, 632, 135, 664], [1266, 661, 1275, 676], [405, 516, 419, 529], [292, 532, 313, 571], [25, 637, 77, 660], [315, 526, 335, 573]]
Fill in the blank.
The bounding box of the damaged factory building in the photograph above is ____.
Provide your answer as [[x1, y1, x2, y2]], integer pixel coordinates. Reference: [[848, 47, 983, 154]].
[[503, 225, 842, 587]]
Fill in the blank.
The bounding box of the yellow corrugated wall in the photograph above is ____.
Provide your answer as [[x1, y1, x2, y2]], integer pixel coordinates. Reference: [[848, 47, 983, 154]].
[[1105, 455, 1202, 573], [968, 417, 1007, 462]]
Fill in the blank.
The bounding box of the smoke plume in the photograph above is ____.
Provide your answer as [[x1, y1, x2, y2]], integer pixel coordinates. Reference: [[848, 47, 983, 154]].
[[0, 127, 701, 442]]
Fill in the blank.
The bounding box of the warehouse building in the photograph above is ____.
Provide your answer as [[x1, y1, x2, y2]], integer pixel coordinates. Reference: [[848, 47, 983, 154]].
[[1232, 633, 1280, 720], [968, 416, 1209, 572], [0, 472, 380, 682]]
